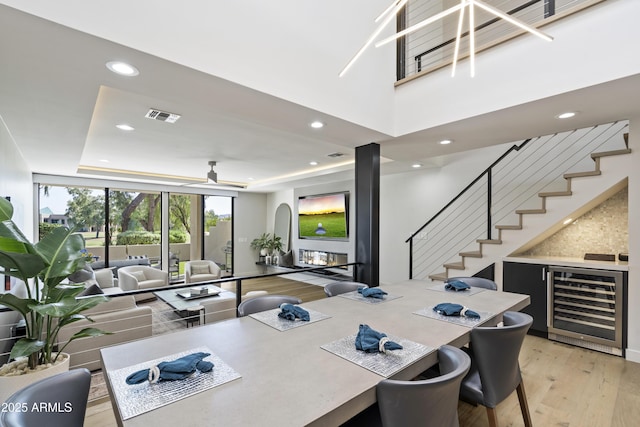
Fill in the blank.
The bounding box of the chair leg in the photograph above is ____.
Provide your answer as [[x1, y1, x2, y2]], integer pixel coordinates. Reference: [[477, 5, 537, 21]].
[[516, 381, 533, 427], [485, 406, 499, 427]]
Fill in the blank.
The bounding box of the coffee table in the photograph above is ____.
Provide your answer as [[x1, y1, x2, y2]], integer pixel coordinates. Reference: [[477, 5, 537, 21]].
[[154, 285, 237, 325]]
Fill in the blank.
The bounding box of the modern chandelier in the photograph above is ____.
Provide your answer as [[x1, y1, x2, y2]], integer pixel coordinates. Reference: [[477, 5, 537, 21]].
[[340, 0, 553, 78]]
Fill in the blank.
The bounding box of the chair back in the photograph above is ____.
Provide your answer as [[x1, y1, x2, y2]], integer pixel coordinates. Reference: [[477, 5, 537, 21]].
[[237, 294, 302, 316], [465, 311, 532, 407], [447, 276, 497, 290], [324, 281, 367, 297], [0, 368, 91, 427], [377, 345, 471, 427]]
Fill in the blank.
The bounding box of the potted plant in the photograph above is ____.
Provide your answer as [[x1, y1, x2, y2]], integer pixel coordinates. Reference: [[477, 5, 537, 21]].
[[268, 235, 283, 256], [0, 197, 109, 386], [250, 232, 272, 256]]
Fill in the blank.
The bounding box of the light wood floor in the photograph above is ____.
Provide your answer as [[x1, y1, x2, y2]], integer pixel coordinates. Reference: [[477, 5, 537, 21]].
[[85, 334, 640, 426]]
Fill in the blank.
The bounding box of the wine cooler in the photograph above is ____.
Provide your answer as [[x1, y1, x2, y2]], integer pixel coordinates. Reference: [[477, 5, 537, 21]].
[[548, 266, 625, 356]]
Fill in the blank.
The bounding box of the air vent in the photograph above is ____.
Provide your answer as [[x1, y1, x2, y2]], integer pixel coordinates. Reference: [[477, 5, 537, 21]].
[[145, 109, 181, 123], [327, 152, 344, 158]]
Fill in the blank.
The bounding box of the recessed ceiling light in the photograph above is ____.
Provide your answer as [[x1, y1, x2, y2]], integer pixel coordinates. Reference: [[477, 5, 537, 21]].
[[116, 124, 135, 131], [99, 159, 110, 163], [106, 61, 139, 76], [310, 121, 324, 129], [557, 112, 576, 119], [412, 163, 422, 168], [248, 177, 255, 181], [439, 139, 452, 145], [309, 161, 318, 166], [563, 218, 573, 225]]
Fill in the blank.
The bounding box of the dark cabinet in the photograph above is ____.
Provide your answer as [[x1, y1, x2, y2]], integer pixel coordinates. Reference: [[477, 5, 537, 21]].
[[503, 262, 548, 336]]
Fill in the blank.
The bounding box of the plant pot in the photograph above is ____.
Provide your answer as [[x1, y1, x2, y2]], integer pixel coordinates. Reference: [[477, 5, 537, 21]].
[[0, 353, 70, 403], [260, 249, 268, 256]]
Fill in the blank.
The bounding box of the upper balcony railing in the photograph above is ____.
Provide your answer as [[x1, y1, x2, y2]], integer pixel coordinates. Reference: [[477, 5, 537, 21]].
[[396, 0, 606, 83]]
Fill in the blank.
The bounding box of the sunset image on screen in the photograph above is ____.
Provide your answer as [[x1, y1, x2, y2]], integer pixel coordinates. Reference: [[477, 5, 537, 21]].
[[298, 193, 347, 239]]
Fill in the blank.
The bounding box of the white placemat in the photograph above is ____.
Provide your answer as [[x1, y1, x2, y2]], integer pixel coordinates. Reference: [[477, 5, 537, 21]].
[[426, 283, 487, 296], [413, 306, 494, 327], [249, 307, 331, 331], [321, 333, 433, 377], [109, 346, 241, 420], [338, 290, 402, 304]]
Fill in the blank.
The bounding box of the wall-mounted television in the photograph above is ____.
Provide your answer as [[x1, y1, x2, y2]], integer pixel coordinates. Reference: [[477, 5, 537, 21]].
[[297, 192, 349, 240]]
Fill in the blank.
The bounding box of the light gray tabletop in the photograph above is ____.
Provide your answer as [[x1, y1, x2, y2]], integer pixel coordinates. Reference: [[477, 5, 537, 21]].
[[101, 279, 529, 427]]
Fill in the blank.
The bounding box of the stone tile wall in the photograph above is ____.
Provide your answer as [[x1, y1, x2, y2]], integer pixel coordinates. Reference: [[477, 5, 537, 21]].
[[521, 187, 628, 258]]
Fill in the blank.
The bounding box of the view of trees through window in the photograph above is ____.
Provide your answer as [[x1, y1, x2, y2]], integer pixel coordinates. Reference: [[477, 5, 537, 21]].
[[38, 184, 233, 278]]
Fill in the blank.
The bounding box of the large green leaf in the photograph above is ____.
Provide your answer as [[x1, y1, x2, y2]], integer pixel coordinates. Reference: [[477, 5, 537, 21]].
[[0, 197, 13, 221], [46, 283, 86, 303], [0, 293, 37, 318], [35, 227, 86, 282], [9, 338, 44, 360], [69, 327, 112, 341], [32, 295, 108, 318], [0, 251, 46, 279]]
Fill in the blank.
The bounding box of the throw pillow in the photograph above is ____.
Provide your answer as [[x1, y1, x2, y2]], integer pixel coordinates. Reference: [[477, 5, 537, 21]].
[[278, 250, 294, 267], [68, 264, 96, 284], [191, 265, 210, 275], [130, 270, 147, 282], [78, 283, 105, 297]]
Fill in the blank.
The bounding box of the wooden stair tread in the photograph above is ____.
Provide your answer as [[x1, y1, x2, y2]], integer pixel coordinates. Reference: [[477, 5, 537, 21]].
[[476, 239, 502, 244], [564, 170, 601, 179], [515, 208, 546, 214], [429, 273, 447, 281], [591, 148, 632, 158], [444, 262, 465, 270], [459, 251, 482, 258], [539, 190, 572, 197], [496, 224, 522, 230]]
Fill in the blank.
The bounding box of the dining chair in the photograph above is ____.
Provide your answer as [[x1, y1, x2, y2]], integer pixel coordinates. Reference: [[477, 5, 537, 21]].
[[446, 276, 498, 290], [376, 345, 471, 427], [0, 368, 91, 427], [237, 294, 302, 316], [324, 281, 367, 297], [459, 311, 533, 427]]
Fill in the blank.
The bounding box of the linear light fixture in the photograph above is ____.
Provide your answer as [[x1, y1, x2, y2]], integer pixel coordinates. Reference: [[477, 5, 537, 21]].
[[343, 0, 553, 78]]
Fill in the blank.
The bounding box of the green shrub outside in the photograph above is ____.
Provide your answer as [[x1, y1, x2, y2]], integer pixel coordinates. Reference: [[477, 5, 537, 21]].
[[116, 230, 161, 245], [39, 222, 62, 239], [169, 229, 187, 243]]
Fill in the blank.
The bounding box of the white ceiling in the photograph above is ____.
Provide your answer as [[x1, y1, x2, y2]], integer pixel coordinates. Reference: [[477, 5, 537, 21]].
[[1, 2, 640, 192]]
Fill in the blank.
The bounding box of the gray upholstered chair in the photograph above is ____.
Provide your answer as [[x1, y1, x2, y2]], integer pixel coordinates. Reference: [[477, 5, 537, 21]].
[[185, 260, 222, 284], [376, 345, 471, 427], [446, 276, 498, 290], [237, 294, 302, 316], [0, 368, 91, 427], [324, 281, 367, 297], [459, 311, 533, 427]]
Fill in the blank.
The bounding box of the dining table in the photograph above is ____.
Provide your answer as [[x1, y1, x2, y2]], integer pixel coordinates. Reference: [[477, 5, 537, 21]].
[[100, 279, 529, 427]]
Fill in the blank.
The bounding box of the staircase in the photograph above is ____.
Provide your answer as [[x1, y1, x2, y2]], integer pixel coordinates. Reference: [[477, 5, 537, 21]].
[[407, 121, 632, 282]]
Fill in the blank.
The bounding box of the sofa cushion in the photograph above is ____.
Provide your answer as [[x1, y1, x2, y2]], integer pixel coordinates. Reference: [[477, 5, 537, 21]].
[[130, 270, 147, 282], [68, 265, 99, 287], [191, 265, 210, 275]]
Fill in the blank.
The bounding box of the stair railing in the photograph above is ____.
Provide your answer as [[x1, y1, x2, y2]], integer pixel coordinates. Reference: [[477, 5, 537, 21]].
[[406, 121, 629, 280]]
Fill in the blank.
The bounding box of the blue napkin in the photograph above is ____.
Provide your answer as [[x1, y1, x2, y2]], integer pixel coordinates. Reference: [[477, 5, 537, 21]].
[[433, 302, 480, 319], [355, 324, 403, 353], [126, 352, 214, 384], [444, 279, 471, 291], [358, 287, 388, 299], [278, 303, 310, 321]]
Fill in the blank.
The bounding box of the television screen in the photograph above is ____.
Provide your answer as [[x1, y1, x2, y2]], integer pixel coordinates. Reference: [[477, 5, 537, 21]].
[[298, 192, 349, 240]]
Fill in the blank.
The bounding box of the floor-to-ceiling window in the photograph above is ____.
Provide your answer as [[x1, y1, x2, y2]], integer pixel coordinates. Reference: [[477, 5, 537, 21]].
[[36, 177, 235, 283], [204, 196, 233, 274]]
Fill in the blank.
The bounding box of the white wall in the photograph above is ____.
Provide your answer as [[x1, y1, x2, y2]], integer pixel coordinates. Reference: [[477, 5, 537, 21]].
[[0, 117, 32, 237], [233, 192, 268, 276], [379, 143, 510, 284], [394, 1, 640, 135]]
